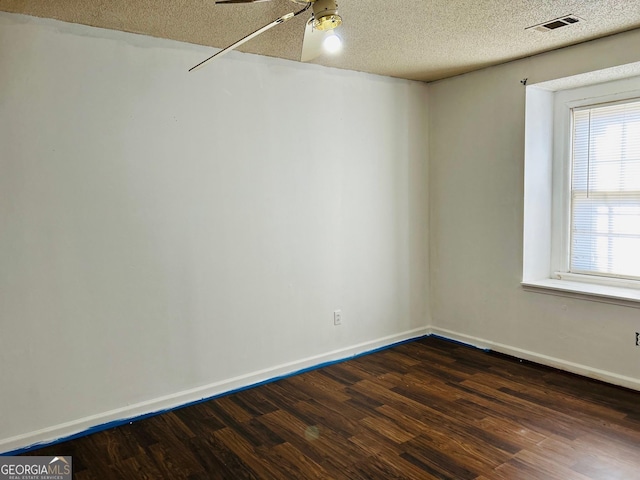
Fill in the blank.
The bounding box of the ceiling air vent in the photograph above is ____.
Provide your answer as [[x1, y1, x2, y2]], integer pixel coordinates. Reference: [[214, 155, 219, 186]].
[[526, 15, 583, 33]]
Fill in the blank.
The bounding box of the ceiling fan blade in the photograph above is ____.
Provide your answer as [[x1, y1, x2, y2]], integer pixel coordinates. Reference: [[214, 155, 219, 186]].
[[300, 18, 326, 62], [189, 12, 295, 72]]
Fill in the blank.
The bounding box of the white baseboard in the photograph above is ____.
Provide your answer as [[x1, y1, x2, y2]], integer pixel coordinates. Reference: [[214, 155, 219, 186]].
[[0, 327, 429, 455], [5, 324, 636, 454], [428, 326, 640, 392]]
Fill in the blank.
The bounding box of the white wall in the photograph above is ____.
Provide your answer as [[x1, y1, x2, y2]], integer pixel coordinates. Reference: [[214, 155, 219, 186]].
[[0, 13, 429, 451], [429, 28, 640, 389]]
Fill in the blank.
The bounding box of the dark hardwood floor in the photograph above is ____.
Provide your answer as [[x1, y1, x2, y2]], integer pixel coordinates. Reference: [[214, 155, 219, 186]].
[[23, 337, 640, 479]]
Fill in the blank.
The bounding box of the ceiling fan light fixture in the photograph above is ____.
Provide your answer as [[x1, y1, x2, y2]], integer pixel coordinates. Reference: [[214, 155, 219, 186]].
[[314, 14, 342, 31], [323, 32, 342, 53], [312, 0, 342, 31]]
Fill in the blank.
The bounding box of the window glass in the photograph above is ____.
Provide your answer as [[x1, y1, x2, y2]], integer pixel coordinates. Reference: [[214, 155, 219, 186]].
[[570, 100, 640, 279]]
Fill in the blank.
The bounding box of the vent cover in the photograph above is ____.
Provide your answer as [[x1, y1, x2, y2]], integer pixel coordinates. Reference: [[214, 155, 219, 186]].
[[527, 15, 583, 32]]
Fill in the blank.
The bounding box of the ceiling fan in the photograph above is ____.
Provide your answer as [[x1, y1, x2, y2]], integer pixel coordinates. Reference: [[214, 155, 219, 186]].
[[189, 0, 343, 72]]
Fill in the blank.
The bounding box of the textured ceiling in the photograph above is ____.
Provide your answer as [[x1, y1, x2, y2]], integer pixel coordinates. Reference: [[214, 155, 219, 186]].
[[1, 0, 640, 82]]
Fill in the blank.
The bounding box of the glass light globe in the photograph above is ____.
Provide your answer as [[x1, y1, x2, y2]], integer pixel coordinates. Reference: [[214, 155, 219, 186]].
[[323, 33, 342, 54]]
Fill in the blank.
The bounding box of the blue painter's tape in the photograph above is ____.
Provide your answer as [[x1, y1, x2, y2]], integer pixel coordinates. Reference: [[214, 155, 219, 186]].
[[3, 333, 434, 456]]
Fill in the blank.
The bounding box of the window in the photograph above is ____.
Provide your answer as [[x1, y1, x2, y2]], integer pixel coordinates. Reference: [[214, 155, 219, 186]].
[[522, 65, 640, 305], [568, 100, 640, 280]]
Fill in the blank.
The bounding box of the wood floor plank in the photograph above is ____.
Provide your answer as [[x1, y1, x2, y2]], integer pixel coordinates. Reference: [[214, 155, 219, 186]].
[[511, 448, 593, 480], [458, 377, 588, 440], [147, 442, 204, 479], [259, 442, 331, 479], [347, 428, 405, 458], [292, 398, 362, 438], [185, 433, 241, 480], [281, 371, 351, 403], [476, 415, 548, 450], [571, 432, 640, 472], [195, 430, 261, 480], [358, 414, 416, 444], [347, 453, 442, 480], [401, 444, 478, 480], [213, 428, 282, 480], [171, 405, 228, 439], [226, 388, 280, 417], [256, 409, 365, 478], [20, 336, 640, 479]]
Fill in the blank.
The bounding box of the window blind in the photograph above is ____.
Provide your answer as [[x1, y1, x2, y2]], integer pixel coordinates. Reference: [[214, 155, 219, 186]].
[[571, 99, 640, 280]]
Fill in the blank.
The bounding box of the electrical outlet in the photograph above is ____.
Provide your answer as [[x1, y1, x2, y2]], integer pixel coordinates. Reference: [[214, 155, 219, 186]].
[[333, 310, 342, 326]]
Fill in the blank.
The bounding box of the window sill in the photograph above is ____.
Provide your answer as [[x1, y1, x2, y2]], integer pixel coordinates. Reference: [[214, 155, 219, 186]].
[[522, 279, 640, 308]]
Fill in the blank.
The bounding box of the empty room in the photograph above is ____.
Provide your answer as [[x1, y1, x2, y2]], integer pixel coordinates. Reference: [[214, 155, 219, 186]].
[[1, 1, 639, 478]]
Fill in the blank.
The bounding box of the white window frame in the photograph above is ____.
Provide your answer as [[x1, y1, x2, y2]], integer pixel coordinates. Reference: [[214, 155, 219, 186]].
[[522, 64, 640, 307]]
